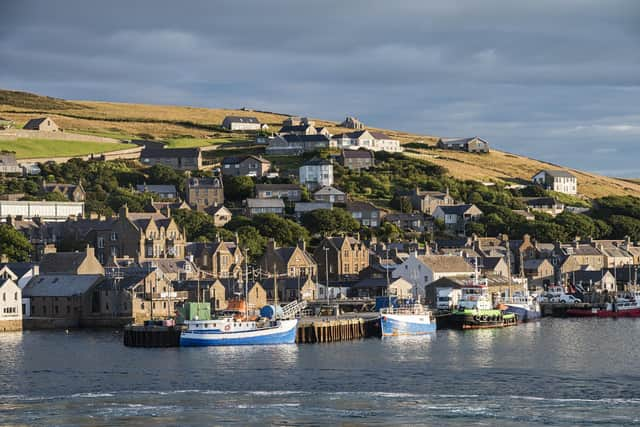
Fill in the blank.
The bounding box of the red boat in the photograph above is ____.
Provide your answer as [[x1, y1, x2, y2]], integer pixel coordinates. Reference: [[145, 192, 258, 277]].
[[566, 300, 640, 318]]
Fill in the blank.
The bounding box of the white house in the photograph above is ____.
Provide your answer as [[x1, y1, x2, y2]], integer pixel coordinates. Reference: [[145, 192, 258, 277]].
[[0, 263, 39, 318], [331, 130, 403, 153], [0, 279, 22, 331], [0, 200, 84, 222], [532, 170, 577, 195], [392, 253, 474, 299], [299, 158, 333, 190], [221, 116, 262, 131]]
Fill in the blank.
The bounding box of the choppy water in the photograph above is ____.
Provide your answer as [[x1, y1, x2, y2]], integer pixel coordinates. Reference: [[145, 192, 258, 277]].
[[1, 318, 640, 426]]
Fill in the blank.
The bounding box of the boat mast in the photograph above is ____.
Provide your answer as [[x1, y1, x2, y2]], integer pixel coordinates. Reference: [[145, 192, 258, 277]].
[[273, 262, 278, 320], [244, 248, 249, 320], [386, 246, 391, 310]]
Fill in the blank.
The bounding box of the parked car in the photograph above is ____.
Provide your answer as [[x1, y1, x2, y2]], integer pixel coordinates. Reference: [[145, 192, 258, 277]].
[[559, 295, 581, 304]]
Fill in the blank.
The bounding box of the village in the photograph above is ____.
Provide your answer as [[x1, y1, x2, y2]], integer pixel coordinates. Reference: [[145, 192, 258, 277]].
[[0, 113, 636, 340]]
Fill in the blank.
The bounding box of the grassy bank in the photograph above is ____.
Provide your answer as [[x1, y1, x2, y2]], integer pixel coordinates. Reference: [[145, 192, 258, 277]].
[[0, 138, 134, 159]]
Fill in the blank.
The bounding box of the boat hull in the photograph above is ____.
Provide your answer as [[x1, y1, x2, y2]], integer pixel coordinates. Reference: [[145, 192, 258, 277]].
[[380, 313, 436, 336], [503, 304, 541, 322], [449, 310, 517, 330], [180, 319, 298, 346]]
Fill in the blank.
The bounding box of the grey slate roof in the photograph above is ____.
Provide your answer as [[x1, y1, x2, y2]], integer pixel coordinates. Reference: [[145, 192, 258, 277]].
[[39, 252, 88, 274], [23, 274, 103, 297], [223, 116, 259, 124], [246, 198, 285, 208], [341, 149, 374, 159], [0, 262, 35, 279], [135, 184, 177, 194], [255, 184, 301, 192], [283, 134, 330, 143], [23, 117, 48, 129], [537, 169, 576, 178], [436, 204, 478, 215], [141, 147, 201, 158]]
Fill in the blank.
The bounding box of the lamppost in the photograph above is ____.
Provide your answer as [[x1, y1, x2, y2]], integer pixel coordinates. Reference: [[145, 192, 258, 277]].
[[324, 246, 330, 306]]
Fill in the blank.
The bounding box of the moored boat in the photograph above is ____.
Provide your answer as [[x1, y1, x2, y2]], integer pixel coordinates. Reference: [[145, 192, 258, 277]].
[[179, 317, 299, 346], [502, 296, 541, 322], [449, 285, 517, 329], [380, 302, 436, 336]]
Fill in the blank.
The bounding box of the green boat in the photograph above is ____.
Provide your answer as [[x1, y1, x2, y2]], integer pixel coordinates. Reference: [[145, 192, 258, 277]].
[[449, 285, 517, 330]]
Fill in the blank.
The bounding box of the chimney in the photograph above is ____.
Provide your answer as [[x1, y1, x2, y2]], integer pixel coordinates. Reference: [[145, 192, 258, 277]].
[[85, 244, 95, 258], [0, 254, 8, 263], [298, 238, 306, 252], [234, 232, 239, 245], [267, 239, 277, 251]]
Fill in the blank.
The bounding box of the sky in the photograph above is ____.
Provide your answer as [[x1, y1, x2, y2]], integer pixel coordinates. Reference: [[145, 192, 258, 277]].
[[1, 1, 639, 176]]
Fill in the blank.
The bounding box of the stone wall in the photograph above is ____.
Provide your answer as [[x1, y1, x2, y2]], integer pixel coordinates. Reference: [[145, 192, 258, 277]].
[[0, 319, 22, 332]]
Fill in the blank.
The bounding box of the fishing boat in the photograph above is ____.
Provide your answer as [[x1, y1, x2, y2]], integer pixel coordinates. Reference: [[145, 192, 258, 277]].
[[566, 298, 640, 318], [502, 295, 541, 322], [380, 301, 436, 336], [179, 316, 299, 346]]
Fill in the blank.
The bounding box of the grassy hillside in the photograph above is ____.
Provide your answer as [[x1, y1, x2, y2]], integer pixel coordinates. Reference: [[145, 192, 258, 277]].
[[0, 88, 637, 199], [0, 138, 134, 159]]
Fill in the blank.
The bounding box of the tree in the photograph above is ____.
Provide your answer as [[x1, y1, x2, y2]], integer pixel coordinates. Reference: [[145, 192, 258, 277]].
[[252, 214, 309, 246], [224, 176, 254, 201], [0, 225, 32, 261], [555, 212, 596, 240], [236, 226, 267, 260], [608, 215, 640, 240], [301, 208, 360, 235], [391, 195, 413, 213], [376, 222, 402, 242], [44, 190, 68, 202], [465, 221, 486, 237]]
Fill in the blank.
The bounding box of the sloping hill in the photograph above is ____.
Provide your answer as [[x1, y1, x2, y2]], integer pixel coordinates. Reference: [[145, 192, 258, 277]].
[[0, 88, 637, 199]]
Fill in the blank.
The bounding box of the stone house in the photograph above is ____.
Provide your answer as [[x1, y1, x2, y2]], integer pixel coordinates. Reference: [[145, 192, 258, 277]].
[[339, 149, 375, 170], [532, 170, 577, 195], [259, 240, 317, 279], [346, 201, 384, 228], [0, 152, 21, 175], [173, 279, 227, 310], [39, 246, 105, 275], [244, 198, 285, 216], [221, 155, 271, 177], [339, 116, 365, 129], [410, 188, 455, 214], [595, 242, 634, 268], [0, 279, 22, 331], [255, 184, 303, 201], [63, 206, 187, 265], [42, 180, 86, 202], [299, 158, 334, 190], [556, 241, 605, 273], [523, 258, 554, 288], [570, 270, 617, 293], [23, 117, 59, 132], [140, 147, 202, 171], [211, 205, 232, 227], [314, 236, 370, 282], [23, 274, 104, 321], [247, 281, 268, 310], [222, 116, 261, 131], [277, 276, 318, 302], [185, 176, 224, 212], [437, 136, 490, 153], [313, 186, 346, 204], [186, 240, 244, 279], [480, 256, 509, 277]]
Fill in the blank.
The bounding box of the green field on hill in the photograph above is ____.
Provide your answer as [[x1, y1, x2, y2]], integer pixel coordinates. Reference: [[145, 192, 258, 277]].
[[0, 138, 134, 159]]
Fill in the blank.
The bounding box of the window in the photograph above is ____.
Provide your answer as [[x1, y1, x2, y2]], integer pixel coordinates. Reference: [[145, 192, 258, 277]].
[[67, 306, 70, 314], [97, 237, 104, 248], [55, 305, 59, 314], [111, 232, 118, 241], [43, 305, 47, 314], [14, 292, 17, 301]]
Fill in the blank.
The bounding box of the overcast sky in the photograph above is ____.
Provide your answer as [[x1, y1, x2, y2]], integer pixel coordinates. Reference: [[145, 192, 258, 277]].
[[2, 1, 639, 176]]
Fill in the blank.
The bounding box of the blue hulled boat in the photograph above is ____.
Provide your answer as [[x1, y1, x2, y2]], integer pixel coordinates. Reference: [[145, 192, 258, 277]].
[[180, 317, 298, 346], [380, 303, 436, 336]]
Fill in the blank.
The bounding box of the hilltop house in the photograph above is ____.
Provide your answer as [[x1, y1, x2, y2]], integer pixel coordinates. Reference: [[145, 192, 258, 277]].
[[313, 186, 346, 204], [346, 201, 384, 228], [331, 130, 402, 153], [222, 116, 261, 131], [339, 149, 375, 170], [437, 137, 490, 153], [42, 180, 86, 202], [519, 197, 565, 217], [23, 117, 59, 132], [532, 170, 577, 195], [299, 158, 333, 190], [410, 188, 455, 214], [255, 184, 303, 202], [244, 198, 285, 216], [185, 176, 224, 212], [265, 134, 330, 155], [384, 212, 430, 233], [339, 116, 365, 129], [433, 204, 483, 232], [140, 147, 202, 171], [211, 205, 232, 227], [221, 155, 271, 177]]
